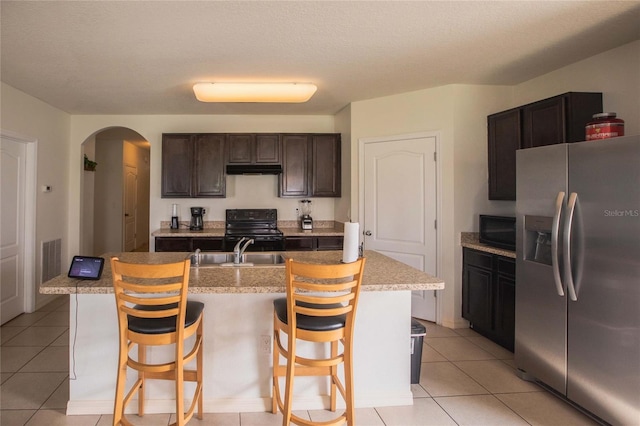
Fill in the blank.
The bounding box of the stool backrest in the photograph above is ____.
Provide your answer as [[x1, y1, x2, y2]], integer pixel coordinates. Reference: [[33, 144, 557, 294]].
[[111, 257, 191, 336], [286, 257, 366, 329]]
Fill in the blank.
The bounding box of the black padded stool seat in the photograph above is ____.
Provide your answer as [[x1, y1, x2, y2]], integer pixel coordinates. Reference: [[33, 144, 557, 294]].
[[128, 301, 205, 335], [273, 297, 345, 332]]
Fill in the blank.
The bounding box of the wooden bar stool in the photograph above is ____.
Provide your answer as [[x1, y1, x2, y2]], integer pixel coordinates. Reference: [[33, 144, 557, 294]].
[[110, 257, 204, 426], [272, 257, 366, 426]]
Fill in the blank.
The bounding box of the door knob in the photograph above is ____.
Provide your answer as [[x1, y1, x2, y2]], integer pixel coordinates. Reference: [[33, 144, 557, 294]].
[[364, 230, 372, 236]]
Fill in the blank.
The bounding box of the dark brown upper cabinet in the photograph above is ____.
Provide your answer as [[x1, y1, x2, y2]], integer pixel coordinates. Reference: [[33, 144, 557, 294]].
[[161, 133, 226, 198], [522, 92, 603, 148], [279, 133, 341, 198], [194, 134, 226, 197], [488, 92, 602, 200], [162, 132, 340, 199], [488, 109, 521, 200], [227, 134, 281, 164], [280, 134, 311, 197], [161, 134, 193, 198], [312, 134, 342, 197]]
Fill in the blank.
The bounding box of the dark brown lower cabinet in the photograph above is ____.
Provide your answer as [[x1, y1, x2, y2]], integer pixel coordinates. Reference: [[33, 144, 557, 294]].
[[156, 236, 343, 252], [284, 236, 344, 251], [155, 237, 224, 252], [315, 236, 344, 250], [192, 237, 224, 251], [284, 236, 315, 251], [462, 248, 515, 351]]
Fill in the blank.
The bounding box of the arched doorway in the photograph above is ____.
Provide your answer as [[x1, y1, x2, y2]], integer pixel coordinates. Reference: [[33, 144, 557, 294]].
[[80, 127, 150, 255]]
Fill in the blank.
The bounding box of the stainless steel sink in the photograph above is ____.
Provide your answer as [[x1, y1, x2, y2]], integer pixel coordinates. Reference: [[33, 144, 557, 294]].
[[189, 252, 286, 267]]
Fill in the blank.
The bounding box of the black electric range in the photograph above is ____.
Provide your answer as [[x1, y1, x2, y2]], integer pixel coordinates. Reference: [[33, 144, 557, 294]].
[[224, 209, 285, 251]]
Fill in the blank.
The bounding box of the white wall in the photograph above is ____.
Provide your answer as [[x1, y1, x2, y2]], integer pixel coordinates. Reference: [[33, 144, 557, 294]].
[[348, 40, 640, 328], [81, 137, 96, 255], [2, 39, 638, 325], [69, 115, 337, 256], [514, 40, 639, 136], [123, 141, 151, 250], [349, 84, 512, 328], [94, 138, 123, 254], [334, 104, 352, 223], [0, 82, 71, 309]]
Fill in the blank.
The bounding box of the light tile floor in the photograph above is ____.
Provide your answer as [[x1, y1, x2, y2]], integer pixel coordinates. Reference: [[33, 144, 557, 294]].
[[1, 297, 599, 425]]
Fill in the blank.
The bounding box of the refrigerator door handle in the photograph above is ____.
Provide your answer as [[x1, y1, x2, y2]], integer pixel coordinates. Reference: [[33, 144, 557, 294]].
[[551, 191, 565, 297], [564, 192, 579, 301]]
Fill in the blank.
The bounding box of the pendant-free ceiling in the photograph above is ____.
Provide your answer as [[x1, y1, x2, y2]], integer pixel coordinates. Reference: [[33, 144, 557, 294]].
[[193, 82, 317, 103]]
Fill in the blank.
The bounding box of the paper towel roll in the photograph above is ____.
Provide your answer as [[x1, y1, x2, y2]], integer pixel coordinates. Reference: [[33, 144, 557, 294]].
[[342, 222, 360, 263], [172, 203, 178, 217]]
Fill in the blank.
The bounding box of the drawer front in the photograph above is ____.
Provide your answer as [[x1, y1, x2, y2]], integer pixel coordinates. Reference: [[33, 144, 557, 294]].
[[155, 237, 191, 252], [497, 256, 515, 277], [192, 237, 224, 251], [316, 236, 344, 251], [464, 248, 493, 270], [285, 237, 315, 251]]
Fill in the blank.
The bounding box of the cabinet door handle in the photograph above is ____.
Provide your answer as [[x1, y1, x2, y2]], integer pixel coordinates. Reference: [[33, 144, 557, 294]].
[[364, 230, 372, 236]]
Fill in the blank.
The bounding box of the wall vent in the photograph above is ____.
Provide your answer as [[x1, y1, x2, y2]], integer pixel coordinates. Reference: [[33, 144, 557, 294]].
[[42, 239, 61, 283]]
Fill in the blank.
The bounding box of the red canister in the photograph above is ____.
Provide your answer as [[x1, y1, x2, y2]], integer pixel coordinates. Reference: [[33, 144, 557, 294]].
[[585, 112, 625, 141]]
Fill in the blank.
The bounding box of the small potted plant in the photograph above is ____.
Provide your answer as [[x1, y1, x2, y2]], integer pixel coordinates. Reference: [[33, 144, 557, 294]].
[[84, 154, 97, 171]]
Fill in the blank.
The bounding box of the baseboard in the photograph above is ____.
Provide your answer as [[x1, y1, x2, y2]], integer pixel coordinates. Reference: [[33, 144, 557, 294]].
[[440, 317, 469, 329], [66, 391, 414, 415]]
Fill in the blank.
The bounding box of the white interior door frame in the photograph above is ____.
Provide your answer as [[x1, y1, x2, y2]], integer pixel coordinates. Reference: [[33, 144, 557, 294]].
[[358, 131, 443, 324], [1, 129, 38, 313]]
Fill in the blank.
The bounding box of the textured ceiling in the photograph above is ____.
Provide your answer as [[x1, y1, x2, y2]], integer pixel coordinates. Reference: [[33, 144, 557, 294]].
[[1, 1, 639, 115]]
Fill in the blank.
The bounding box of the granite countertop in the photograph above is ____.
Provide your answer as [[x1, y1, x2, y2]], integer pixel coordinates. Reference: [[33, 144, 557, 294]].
[[461, 232, 516, 258], [278, 227, 344, 237], [40, 250, 444, 295]]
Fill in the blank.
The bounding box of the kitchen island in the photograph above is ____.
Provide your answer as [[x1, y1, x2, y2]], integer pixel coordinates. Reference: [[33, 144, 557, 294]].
[[41, 250, 444, 416]]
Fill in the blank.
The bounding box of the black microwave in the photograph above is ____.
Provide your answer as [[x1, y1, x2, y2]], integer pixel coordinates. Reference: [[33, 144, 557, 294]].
[[479, 215, 516, 251]]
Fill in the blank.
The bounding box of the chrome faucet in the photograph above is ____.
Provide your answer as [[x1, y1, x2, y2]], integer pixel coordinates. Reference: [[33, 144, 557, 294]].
[[192, 248, 201, 267], [233, 237, 254, 264]]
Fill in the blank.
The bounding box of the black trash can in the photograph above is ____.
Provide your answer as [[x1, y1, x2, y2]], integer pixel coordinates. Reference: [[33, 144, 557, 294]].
[[410, 319, 427, 384]]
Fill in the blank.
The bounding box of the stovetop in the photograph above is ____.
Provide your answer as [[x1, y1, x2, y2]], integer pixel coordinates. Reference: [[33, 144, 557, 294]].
[[225, 228, 283, 237]]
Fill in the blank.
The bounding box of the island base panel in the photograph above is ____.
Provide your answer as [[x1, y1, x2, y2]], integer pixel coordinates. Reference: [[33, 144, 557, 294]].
[[66, 292, 413, 414]]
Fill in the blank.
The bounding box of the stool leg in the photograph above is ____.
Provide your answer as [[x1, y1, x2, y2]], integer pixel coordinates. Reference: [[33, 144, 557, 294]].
[[175, 339, 185, 426], [272, 316, 279, 414], [113, 337, 128, 426], [282, 335, 296, 426], [138, 343, 146, 416], [197, 320, 204, 420], [344, 339, 355, 425], [330, 340, 338, 412]]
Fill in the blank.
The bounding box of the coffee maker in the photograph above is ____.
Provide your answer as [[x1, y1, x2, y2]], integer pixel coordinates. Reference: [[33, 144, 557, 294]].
[[190, 207, 206, 231], [300, 199, 313, 230]]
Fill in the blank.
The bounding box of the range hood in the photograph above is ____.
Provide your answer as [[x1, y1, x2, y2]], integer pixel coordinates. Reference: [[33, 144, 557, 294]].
[[225, 164, 283, 175]]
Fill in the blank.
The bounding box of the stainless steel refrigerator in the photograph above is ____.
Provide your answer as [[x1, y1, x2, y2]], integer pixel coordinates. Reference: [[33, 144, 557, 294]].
[[515, 134, 639, 425]]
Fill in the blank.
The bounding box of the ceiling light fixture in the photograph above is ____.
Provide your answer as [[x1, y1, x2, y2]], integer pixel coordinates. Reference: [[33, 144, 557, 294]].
[[193, 82, 317, 103]]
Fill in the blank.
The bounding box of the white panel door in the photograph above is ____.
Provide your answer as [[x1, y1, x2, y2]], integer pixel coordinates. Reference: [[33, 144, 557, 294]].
[[1, 138, 26, 324], [123, 165, 137, 251], [362, 134, 438, 321]]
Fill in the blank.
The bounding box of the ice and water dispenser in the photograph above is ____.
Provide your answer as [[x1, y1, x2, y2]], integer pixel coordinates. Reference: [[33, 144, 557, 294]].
[[523, 215, 553, 265]]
